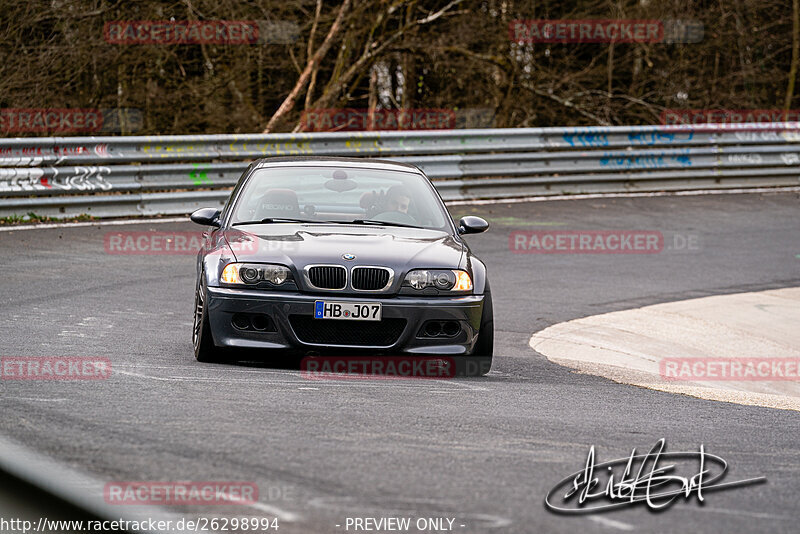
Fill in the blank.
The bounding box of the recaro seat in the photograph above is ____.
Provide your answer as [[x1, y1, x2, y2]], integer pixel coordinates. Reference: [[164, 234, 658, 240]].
[[256, 189, 301, 219]]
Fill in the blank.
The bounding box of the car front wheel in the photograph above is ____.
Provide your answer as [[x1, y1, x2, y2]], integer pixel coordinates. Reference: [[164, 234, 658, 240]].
[[467, 284, 493, 376], [193, 275, 223, 363]]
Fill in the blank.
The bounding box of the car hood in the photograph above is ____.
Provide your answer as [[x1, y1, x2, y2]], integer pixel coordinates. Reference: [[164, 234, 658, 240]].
[[224, 224, 465, 272]]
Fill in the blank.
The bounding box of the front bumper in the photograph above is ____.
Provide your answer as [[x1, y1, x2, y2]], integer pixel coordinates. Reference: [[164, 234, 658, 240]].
[[206, 286, 485, 355]]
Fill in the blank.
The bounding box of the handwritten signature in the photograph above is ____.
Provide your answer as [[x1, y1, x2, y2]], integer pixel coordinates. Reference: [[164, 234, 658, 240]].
[[545, 438, 766, 514]]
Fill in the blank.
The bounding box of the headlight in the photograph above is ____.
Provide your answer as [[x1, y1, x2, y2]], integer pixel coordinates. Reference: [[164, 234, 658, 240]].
[[221, 263, 290, 285], [403, 269, 472, 291], [221, 263, 242, 284]]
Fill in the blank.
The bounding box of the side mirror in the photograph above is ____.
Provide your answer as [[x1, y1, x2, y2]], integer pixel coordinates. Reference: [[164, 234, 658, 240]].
[[190, 207, 221, 227], [458, 216, 489, 235]]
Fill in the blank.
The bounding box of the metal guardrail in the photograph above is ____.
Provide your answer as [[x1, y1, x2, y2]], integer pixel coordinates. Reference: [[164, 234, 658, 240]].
[[1, 124, 799, 218]]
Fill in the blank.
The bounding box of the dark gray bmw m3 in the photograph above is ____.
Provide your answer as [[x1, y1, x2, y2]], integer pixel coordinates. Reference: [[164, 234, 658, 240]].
[[190, 157, 493, 375]]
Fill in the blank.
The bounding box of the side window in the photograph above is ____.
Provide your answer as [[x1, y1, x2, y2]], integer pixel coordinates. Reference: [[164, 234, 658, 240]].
[[220, 166, 254, 226]]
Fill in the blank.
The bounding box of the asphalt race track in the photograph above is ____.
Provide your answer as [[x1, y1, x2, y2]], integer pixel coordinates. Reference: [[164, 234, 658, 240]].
[[1, 191, 799, 533]]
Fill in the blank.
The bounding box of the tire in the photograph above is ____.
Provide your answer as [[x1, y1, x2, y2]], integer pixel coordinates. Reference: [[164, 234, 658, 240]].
[[193, 275, 223, 363], [467, 284, 493, 376]]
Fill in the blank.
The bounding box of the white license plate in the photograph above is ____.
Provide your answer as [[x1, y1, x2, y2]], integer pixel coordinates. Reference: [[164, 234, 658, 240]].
[[314, 301, 382, 321]]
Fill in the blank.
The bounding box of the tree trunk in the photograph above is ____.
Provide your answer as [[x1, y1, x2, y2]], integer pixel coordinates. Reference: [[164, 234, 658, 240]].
[[263, 0, 352, 133], [786, 0, 800, 110]]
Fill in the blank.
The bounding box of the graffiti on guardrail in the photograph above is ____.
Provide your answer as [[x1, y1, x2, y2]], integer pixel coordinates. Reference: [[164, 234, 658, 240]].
[[223, 141, 314, 156], [728, 154, 763, 165], [140, 141, 315, 156], [781, 131, 800, 142], [232, 141, 314, 155], [627, 132, 694, 145], [0, 144, 111, 167], [734, 130, 784, 142], [190, 164, 212, 186], [0, 166, 112, 192], [560, 129, 695, 147], [52, 166, 112, 190], [343, 139, 386, 153], [0, 125, 797, 219], [600, 153, 692, 168], [140, 143, 206, 155], [0, 156, 44, 167], [54, 144, 110, 163], [562, 133, 609, 147]]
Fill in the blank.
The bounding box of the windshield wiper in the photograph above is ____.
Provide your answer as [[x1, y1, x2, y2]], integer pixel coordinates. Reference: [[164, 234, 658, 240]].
[[233, 217, 326, 226], [348, 219, 421, 228], [233, 217, 422, 229]]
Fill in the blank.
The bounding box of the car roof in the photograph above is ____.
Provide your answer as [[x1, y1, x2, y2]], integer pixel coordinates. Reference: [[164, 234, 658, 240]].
[[252, 156, 422, 173]]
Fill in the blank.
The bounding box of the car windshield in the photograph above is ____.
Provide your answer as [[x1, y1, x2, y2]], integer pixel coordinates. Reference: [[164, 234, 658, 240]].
[[229, 166, 452, 231]]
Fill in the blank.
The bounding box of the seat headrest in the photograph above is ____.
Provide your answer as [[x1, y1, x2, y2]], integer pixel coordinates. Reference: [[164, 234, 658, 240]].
[[258, 189, 300, 218]]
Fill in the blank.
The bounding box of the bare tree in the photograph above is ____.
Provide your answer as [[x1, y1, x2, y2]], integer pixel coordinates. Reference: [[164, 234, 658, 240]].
[[0, 0, 795, 136]]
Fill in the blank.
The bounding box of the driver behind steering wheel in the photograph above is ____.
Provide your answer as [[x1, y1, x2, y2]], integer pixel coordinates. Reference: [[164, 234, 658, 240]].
[[360, 185, 415, 221], [385, 185, 411, 214]]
